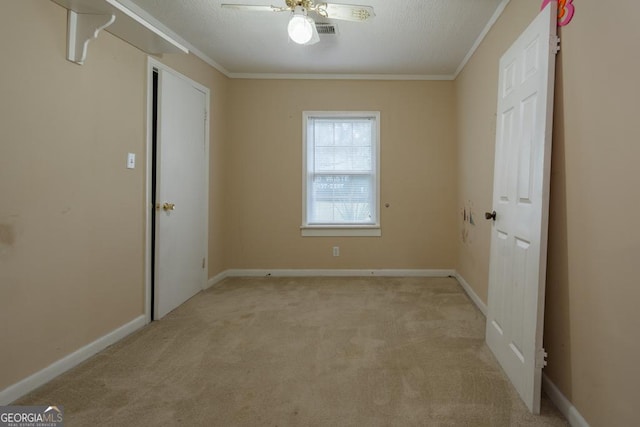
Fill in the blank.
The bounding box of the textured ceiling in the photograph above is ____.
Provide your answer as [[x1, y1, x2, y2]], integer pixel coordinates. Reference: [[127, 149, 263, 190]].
[[124, 0, 507, 78]]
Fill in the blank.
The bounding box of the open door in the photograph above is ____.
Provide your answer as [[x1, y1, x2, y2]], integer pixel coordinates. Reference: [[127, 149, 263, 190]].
[[153, 66, 208, 320], [485, 2, 558, 413]]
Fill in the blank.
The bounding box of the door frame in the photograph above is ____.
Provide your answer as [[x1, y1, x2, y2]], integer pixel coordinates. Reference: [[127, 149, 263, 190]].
[[144, 57, 210, 323]]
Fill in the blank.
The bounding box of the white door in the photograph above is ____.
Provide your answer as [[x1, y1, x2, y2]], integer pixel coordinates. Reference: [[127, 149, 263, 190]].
[[485, 2, 558, 414], [154, 68, 208, 319]]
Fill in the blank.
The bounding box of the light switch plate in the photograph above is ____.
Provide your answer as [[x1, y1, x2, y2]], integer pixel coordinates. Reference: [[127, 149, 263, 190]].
[[127, 153, 135, 169]]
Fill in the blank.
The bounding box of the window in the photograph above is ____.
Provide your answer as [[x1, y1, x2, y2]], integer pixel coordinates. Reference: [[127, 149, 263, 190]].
[[302, 111, 380, 237]]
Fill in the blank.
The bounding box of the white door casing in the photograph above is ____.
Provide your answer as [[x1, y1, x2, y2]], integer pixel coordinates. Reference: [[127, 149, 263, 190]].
[[154, 67, 208, 319], [485, 2, 558, 414]]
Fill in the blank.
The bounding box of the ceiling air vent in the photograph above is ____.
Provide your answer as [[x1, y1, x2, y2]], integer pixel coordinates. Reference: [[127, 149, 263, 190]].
[[315, 23, 337, 35]]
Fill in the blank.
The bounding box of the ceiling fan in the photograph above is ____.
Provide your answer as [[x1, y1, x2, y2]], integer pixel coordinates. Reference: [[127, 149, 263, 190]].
[[221, 0, 375, 45]]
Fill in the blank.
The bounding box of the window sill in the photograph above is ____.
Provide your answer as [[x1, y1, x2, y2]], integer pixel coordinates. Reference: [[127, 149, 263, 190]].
[[300, 226, 381, 237]]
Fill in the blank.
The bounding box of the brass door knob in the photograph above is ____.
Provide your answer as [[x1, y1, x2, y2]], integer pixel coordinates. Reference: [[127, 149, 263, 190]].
[[162, 202, 176, 211]]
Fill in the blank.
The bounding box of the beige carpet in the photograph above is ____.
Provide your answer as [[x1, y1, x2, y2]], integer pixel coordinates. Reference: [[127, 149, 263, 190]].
[[15, 276, 567, 426]]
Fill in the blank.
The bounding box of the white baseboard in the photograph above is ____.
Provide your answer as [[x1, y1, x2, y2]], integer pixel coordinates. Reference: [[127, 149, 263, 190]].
[[0, 315, 146, 405], [453, 272, 487, 316], [223, 269, 456, 278], [542, 374, 590, 427], [205, 270, 229, 289]]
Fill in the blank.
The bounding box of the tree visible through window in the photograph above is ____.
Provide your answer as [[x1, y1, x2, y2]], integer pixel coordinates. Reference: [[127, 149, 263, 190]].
[[303, 112, 380, 234]]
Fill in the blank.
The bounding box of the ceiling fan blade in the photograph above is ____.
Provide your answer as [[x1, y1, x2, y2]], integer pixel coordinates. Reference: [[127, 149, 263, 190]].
[[320, 3, 375, 22], [221, 4, 288, 12]]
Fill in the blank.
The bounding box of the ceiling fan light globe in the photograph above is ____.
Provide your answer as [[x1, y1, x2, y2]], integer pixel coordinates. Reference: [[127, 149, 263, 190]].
[[288, 12, 313, 44]]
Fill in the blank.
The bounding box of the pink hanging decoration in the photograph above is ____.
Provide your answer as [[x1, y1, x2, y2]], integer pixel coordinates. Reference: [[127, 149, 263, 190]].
[[541, 0, 575, 26]]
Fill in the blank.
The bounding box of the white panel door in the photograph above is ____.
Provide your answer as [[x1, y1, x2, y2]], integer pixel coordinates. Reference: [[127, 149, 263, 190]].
[[485, 2, 558, 414], [155, 69, 207, 319]]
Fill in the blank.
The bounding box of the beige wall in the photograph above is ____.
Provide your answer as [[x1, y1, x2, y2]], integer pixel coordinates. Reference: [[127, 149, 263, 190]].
[[0, 1, 228, 391], [454, 0, 539, 303], [455, 0, 640, 425], [226, 79, 457, 270]]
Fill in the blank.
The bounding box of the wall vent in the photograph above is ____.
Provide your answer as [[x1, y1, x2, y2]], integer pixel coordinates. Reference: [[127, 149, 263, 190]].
[[315, 23, 337, 35]]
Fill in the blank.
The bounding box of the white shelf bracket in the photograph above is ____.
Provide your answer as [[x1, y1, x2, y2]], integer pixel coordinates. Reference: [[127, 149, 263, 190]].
[[67, 10, 116, 65]]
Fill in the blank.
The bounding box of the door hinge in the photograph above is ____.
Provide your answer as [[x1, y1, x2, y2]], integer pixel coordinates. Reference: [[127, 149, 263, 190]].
[[536, 348, 548, 369], [551, 35, 560, 54], [202, 258, 206, 269]]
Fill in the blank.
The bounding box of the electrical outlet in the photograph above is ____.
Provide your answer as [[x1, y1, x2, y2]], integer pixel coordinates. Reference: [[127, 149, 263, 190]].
[[333, 246, 340, 257]]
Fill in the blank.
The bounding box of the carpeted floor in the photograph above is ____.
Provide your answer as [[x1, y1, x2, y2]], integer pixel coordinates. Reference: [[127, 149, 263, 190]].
[[15, 276, 567, 426]]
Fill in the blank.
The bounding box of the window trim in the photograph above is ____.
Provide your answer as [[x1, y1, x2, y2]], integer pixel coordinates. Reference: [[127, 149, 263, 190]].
[[301, 111, 381, 237]]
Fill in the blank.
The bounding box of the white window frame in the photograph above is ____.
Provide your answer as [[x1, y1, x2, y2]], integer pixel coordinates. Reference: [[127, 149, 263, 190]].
[[301, 111, 381, 237]]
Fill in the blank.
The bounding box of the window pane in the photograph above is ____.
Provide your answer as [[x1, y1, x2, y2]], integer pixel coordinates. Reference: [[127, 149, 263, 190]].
[[351, 146, 372, 171], [315, 146, 336, 171], [352, 122, 371, 146], [314, 121, 334, 146], [309, 174, 374, 224], [315, 146, 372, 172], [334, 122, 353, 146]]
